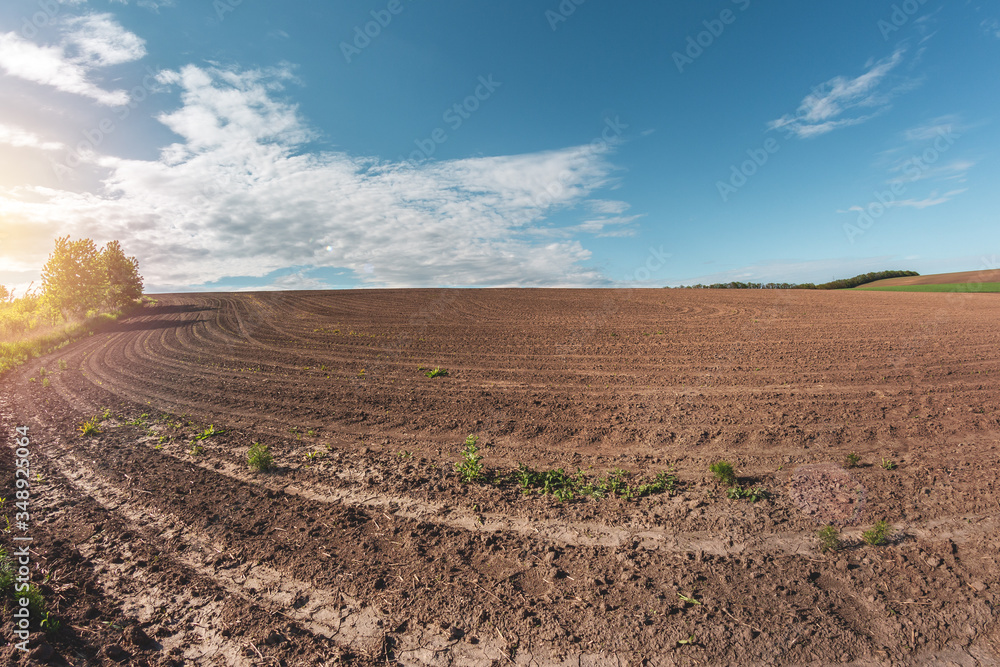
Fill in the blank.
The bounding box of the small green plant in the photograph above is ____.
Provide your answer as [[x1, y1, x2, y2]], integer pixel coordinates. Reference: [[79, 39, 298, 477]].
[[194, 424, 225, 441], [818, 525, 841, 553], [862, 520, 892, 546], [726, 485, 770, 502], [78, 418, 101, 437], [678, 592, 701, 606], [455, 434, 484, 483], [304, 450, 325, 463], [41, 377, 50, 388], [845, 452, 861, 468], [709, 460, 737, 486], [38, 366, 47, 377], [677, 635, 697, 646], [880, 457, 897, 470], [247, 442, 274, 471], [425, 367, 449, 378], [188, 443, 204, 456], [40, 611, 62, 634], [101, 407, 112, 420], [58, 359, 68, 370]]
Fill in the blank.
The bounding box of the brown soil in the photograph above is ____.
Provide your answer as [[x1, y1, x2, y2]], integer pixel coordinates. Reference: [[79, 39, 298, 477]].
[[863, 269, 1000, 287], [1, 288, 999, 666]]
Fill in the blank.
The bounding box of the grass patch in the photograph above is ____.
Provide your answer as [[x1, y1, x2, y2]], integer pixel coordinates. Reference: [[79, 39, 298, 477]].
[[425, 366, 449, 378], [1, 302, 143, 376], [516, 465, 678, 502], [0, 548, 54, 631], [818, 525, 841, 553], [862, 520, 893, 546], [247, 442, 274, 471], [709, 460, 737, 486], [856, 283, 1000, 293]]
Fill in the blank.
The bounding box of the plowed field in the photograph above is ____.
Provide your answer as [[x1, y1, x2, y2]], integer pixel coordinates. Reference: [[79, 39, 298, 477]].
[[2, 289, 999, 666]]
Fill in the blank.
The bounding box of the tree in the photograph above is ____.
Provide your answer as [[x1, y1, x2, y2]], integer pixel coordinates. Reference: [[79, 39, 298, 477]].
[[0, 285, 9, 303], [41, 236, 107, 318], [100, 240, 143, 310]]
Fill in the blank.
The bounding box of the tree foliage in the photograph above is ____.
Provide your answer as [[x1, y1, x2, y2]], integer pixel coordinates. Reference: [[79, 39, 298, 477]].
[[40, 236, 143, 318], [101, 240, 144, 310], [41, 237, 106, 318], [675, 270, 919, 290]]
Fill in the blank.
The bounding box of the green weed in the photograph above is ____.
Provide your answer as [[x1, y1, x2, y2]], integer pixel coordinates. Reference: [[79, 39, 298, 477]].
[[817, 525, 841, 553], [247, 442, 274, 472], [194, 424, 225, 441], [58, 359, 68, 370], [515, 465, 678, 502], [880, 457, 897, 470], [862, 520, 892, 546], [455, 434, 484, 483], [78, 418, 101, 437], [188, 443, 204, 456], [845, 452, 861, 468], [425, 367, 448, 378], [726, 485, 770, 502], [709, 460, 737, 486], [677, 592, 701, 606]]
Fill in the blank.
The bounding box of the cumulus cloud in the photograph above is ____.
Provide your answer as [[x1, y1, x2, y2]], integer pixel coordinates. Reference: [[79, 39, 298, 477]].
[[768, 50, 908, 139], [0, 13, 144, 106], [0, 64, 629, 289]]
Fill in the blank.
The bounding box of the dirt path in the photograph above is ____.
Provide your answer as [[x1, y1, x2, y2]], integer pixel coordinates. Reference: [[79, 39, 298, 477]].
[[2, 289, 999, 665]]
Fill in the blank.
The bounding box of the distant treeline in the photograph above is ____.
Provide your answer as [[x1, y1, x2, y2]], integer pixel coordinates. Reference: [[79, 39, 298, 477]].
[[675, 270, 920, 290]]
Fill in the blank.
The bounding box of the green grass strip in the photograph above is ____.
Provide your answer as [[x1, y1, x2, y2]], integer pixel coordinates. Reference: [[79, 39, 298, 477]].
[[855, 283, 1000, 293]]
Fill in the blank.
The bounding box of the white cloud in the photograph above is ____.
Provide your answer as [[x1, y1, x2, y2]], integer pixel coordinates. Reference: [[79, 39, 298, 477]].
[[109, 0, 176, 11], [902, 115, 961, 142], [587, 199, 630, 215], [0, 65, 629, 289], [63, 13, 147, 67], [885, 189, 967, 209], [768, 50, 907, 139], [0, 122, 65, 151], [0, 13, 144, 106]]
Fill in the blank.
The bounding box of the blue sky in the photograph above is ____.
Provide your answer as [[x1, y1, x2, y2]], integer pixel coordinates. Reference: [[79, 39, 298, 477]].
[[0, 0, 998, 292]]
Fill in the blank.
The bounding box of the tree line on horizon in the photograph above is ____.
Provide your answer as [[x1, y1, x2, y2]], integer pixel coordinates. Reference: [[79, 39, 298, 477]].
[[674, 270, 920, 291]]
